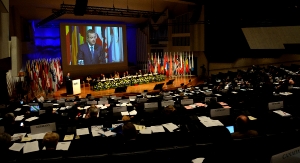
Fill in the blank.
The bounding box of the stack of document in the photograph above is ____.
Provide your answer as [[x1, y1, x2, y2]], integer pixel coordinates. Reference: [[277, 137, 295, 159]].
[[23, 141, 39, 154], [56, 142, 71, 151], [273, 110, 291, 117], [27, 133, 47, 139], [279, 92, 293, 96], [139, 127, 152, 134], [198, 116, 224, 127], [192, 158, 205, 163], [150, 125, 165, 133], [76, 128, 89, 136], [9, 143, 25, 152], [133, 124, 145, 130], [15, 115, 24, 121], [121, 110, 137, 116], [11, 133, 26, 141], [15, 108, 22, 111], [64, 134, 74, 141], [248, 116, 257, 120], [25, 117, 39, 122], [103, 130, 116, 137], [162, 123, 178, 132], [91, 125, 105, 137], [112, 123, 123, 128]]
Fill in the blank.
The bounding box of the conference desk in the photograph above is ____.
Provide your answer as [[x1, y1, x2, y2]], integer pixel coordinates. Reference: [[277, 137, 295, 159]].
[[6, 86, 300, 163]]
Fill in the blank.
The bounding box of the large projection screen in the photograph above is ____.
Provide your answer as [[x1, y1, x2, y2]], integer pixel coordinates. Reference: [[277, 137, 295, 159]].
[[60, 23, 128, 77]]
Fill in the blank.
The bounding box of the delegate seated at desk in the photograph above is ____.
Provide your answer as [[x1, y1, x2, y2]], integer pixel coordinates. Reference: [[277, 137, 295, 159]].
[[231, 115, 258, 139], [0, 133, 14, 162]]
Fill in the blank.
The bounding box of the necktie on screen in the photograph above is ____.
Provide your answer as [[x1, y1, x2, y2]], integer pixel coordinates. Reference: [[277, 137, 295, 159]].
[[90, 46, 94, 60]]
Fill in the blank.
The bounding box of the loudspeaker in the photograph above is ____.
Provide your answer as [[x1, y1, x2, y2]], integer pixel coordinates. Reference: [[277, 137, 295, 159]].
[[74, 0, 88, 16], [190, 4, 202, 23]]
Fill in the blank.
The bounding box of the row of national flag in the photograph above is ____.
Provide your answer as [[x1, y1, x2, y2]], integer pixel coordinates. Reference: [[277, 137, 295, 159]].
[[25, 58, 63, 95], [147, 52, 194, 76]]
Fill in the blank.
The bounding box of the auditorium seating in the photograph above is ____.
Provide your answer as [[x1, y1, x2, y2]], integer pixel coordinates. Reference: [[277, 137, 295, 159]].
[[4, 64, 300, 163]]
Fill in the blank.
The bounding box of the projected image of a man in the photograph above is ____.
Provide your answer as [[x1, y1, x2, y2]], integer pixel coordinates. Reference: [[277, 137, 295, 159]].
[[77, 29, 105, 65]]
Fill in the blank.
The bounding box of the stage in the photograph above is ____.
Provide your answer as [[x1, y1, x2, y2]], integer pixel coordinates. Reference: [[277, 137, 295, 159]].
[[53, 76, 198, 99]]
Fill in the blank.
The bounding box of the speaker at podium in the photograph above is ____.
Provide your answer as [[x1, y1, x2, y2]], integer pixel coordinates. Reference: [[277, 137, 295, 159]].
[[66, 79, 81, 95]]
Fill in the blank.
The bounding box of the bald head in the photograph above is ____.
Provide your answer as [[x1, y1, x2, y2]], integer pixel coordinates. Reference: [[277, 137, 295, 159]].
[[236, 115, 249, 132]]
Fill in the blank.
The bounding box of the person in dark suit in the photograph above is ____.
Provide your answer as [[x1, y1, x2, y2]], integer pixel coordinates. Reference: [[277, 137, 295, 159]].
[[66, 72, 71, 81], [77, 29, 105, 65]]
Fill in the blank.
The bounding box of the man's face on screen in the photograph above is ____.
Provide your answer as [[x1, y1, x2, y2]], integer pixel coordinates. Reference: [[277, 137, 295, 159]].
[[87, 33, 97, 45]]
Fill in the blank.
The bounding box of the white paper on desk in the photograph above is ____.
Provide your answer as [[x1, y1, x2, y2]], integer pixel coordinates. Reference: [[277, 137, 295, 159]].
[[151, 125, 165, 133], [130, 99, 136, 101], [116, 104, 121, 106], [162, 123, 178, 132], [9, 143, 25, 152], [129, 110, 137, 115], [100, 106, 107, 109], [198, 116, 211, 121], [56, 142, 71, 151], [76, 128, 89, 136], [211, 120, 224, 126], [12, 133, 27, 141], [27, 132, 46, 140], [15, 108, 22, 111], [15, 115, 24, 121], [84, 106, 90, 110], [273, 110, 291, 117], [104, 131, 116, 137], [112, 123, 123, 128], [60, 107, 66, 110], [91, 125, 103, 132], [121, 111, 129, 116], [64, 134, 74, 141], [201, 121, 215, 127], [140, 127, 152, 134], [23, 141, 39, 154], [192, 157, 205, 163], [248, 116, 257, 120]]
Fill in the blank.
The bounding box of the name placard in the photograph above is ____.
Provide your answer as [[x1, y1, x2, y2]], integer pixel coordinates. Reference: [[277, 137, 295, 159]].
[[39, 110, 46, 115], [210, 108, 230, 117], [204, 91, 212, 96], [98, 100, 108, 105], [119, 99, 130, 103], [181, 99, 194, 105], [100, 98, 107, 101], [164, 96, 173, 100], [271, 146, 300, 163], [268, 101, 283, 110], [113, 106, 127, 113], [205, 97, 217, 103], [203, 87, 208, 90], [87, 101, 97, 105], [110, 96, 116, 99], [161, 100, 174, 107], [137, 98, 147, 103], [65, 102, 75, 106], [144, 102, 158, 109], [30, 122, 56, 134], [129, 96, 136, 99], [163, 92, 170, 96]]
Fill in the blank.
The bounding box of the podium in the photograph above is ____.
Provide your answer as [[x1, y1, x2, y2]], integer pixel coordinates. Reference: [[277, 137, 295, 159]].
[[66, 79, 81, 95]]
